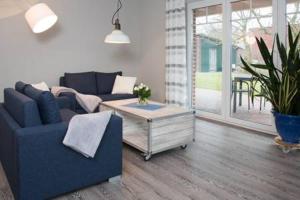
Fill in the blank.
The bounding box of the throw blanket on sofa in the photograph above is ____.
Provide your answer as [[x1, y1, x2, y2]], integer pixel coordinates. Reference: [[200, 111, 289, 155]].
[[51, 86, 102, 113], [63, 111, 112, 158]]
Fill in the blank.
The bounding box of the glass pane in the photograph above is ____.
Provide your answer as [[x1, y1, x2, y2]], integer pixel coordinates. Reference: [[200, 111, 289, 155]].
[[287, 0, 300, 41], [194, 7, 206, 24], [252, 0, 272, 17], [231, 0, 250, 20], [207, 5, 222, 23], [287, 0, 300, 14], [230, 0, 273, 126], [193, 4, 223, 114]]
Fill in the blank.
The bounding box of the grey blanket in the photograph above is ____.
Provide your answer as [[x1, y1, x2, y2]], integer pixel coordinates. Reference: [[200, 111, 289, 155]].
[[63, 111, 112, 158], [51, 86, 102, 113]]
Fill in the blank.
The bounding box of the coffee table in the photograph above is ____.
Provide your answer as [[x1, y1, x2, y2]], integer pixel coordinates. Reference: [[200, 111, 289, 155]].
[[101, 99, 195, 161]]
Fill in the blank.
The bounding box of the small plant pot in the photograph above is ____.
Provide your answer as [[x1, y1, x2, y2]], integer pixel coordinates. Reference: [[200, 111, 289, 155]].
[[273, 112, 300, 144]]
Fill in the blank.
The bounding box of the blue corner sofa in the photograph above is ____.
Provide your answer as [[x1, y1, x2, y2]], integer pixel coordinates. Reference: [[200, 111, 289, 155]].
[[59, 71, 137, 113], [0, 82, 123, 200]]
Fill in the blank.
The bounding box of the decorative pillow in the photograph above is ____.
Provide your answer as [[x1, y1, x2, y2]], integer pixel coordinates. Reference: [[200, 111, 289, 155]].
[[112, 75, 137, 94], [64, 72, 97, 95], [31, 82, 50, 91], [96, 71, 122, 94], [24, 85, 62, 124], [15, 81, 28, 94]]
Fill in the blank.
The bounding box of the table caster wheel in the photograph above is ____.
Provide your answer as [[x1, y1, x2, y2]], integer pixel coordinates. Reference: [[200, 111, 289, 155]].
[[144, 154, 152, 161], [282, 146, 290, 154], [180, 145, 187, 150]]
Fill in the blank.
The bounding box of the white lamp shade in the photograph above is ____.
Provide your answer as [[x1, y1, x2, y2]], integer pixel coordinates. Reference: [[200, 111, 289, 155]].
[[105, 30, 131, 44], [25, 3, 58, 34]]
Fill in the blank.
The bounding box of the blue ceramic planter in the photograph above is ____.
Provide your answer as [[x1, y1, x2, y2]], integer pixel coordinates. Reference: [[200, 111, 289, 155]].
[[274, 112, 300, 144]]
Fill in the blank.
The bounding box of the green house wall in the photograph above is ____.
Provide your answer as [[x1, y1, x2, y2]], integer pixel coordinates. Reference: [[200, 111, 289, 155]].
[[199, 38, 237, 72]]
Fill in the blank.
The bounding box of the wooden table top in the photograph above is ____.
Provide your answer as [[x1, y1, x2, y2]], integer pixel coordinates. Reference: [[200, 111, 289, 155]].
[[101, 98, 194, 121]]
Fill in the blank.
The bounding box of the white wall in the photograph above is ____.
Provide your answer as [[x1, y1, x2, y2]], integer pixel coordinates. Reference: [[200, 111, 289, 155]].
[[138, 0, 166, 102], [0, 0, 141, 100]]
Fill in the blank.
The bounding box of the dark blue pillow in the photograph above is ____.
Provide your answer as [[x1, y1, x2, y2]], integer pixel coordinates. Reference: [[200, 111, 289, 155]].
[[15, 81, 28, 94], [24, 85, 62, 124], [96, 71, 122, 94], [64, 72, 97, 95]]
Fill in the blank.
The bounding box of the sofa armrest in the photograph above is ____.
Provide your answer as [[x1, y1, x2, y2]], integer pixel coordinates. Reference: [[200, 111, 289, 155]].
[[13, 115, 123, 199], [58, 92, 77, 111]]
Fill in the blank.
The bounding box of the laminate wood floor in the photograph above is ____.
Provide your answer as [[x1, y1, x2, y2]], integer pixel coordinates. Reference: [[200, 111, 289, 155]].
[[0, 120, 299, 200]]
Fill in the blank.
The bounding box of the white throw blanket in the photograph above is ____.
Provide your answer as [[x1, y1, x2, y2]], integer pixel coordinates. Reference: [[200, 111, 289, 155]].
[[51, 86, 102, 113], [63, 111, 112, 158]]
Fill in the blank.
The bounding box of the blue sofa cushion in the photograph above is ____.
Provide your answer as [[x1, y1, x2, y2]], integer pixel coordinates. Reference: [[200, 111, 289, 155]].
[[15, 81, 28, 94], [3, 88, 42, 128], [24, 85, 62, 124], [96, 71, 122, 95], [99, 94, 136, 102], [60, 109, 77, 123], [64, 72, 97, 95], [56, 96, 72, 110], [58, 92, 79, 110]]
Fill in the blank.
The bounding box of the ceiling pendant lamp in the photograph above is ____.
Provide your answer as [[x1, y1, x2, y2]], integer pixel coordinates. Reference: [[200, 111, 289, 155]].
[[105, 0, 130, 44], [25, 3, 58, 34]]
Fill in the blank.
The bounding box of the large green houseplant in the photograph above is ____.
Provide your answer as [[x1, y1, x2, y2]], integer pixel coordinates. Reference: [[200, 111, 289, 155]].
[[241, 24, 300, 144]]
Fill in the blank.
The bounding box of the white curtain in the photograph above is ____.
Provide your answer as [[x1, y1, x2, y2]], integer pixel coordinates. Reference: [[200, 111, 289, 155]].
[[165, 0, 188, 107]]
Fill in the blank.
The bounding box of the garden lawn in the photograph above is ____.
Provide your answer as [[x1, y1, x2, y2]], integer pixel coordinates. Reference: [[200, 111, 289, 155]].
[[196, 72, 262, 94], [196, 72, 222, 91]]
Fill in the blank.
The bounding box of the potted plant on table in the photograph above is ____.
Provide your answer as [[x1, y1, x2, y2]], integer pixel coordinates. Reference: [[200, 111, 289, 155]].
[[134, 83, 151, 105], [241, 24, 300, 145]]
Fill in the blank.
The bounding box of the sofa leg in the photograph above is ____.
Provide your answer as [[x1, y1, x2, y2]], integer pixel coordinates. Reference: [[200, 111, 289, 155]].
[[108, 175, 122, 183]]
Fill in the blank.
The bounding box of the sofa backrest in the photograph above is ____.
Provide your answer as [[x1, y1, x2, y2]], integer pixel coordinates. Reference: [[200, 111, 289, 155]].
[[59, 77, 66, 87], [63, 72, 97, 95], [96, 71, 122, 94], [60, 71, 122, 95], [3, 88, 42, 128]]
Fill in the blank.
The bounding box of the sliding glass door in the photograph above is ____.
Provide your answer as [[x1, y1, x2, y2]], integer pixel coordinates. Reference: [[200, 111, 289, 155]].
[[191, 4, 223, 114], [230, 0, 273, 126], [188, 0, 291, 133]]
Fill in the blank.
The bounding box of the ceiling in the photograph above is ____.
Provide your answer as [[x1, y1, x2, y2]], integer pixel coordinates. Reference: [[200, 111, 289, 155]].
[[0, 0, 39, 19]]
